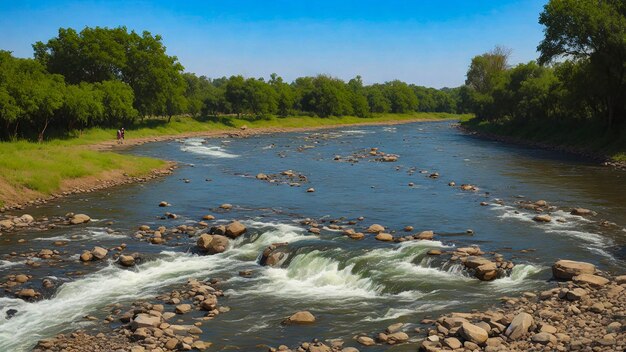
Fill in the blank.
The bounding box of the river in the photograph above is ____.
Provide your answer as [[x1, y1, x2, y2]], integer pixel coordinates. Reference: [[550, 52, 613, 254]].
[[1, 121, 624, 351]]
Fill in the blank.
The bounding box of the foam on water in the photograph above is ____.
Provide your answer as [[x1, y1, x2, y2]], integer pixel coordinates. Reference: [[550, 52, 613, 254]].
[[0, 221, 303, 351], [488, 264, 545, 291], [493, 205, 614, 258], [180, 138, 239, 158], [363, 301, 459, 322], [33, 228, 127, 242]]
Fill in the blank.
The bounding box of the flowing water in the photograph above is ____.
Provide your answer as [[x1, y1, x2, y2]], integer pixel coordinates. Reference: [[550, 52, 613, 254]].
[[1, 121, 625, 351]]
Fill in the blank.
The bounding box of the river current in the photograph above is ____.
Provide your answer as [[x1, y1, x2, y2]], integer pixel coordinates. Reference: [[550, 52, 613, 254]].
[[1, 121, 624, 351]]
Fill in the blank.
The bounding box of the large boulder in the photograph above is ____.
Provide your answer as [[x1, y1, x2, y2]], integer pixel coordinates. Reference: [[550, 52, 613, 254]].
[[460, 322, 488, 344], [474, 263, 498, 281], [225, 221, 247, 238], [552, 260, 595, 280], [463, 256, 492, 269], [69, 214, 91, 225], [505, 312, 533, 340], [284, 311, 316, 324], [196, 234, 229, 254]]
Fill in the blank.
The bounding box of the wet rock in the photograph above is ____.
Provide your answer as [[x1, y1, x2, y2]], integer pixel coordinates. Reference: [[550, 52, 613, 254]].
[[225, 221, 247, 238], [427, 249, 442, 255], [306, 188, 315, 193], [118, 255, 136, 267], [219, 203, 233, 210], [505, 312, 533, 339], [69, 214, 91, 225], [375, 233, 393, 242], [209, 225, 226, 236], [460, 322, 488, 344], [159, 201, 169, 207], [356, 336, 375, 346], [552, 260, 595, 280], [80, 251, 94, 262], [196, 234, 229, 254], [416, 230, 434, 240], [532, 214, 552, 223], [202, 214, 215, 220], [366, 224, 385, 233], [91, 246, 108, 260], [15, 274, 29, 283], [256, 173, 268, 180], [570, 208, 592, 216], [474, 262, 498, 281], [17, 288, 37, 298], [284, 311, 316, 324], [175, 304, 192, 314]]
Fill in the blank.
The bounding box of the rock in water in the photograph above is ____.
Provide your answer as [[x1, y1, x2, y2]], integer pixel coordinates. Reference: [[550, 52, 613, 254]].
[[552, 260, 595, 280], [366, 224, 385, 233], [284, 311, 316, 324], [532, 214, 552, 223], [91, 246, 108, 260], [118, 255, 135, 267], [70, 214, 91, 225], [196, 234, 229, 254], [570, 208, 592, 216], [375, 233, 393, 241], [505, 312, 533, 339], [225, 221, 247, 238]]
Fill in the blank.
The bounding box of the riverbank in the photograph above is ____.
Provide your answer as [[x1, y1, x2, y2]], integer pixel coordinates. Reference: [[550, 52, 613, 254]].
[[459, 116, 626, 169], [0, 112, 464, 209]]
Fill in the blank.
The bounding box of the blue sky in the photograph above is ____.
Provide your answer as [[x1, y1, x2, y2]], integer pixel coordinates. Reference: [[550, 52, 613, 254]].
[[0, 0, 547, 88]]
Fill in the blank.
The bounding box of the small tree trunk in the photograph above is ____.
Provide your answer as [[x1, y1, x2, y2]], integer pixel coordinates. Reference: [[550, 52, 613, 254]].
[[38, 118, 49, 143], [12, 120, 19, 140]]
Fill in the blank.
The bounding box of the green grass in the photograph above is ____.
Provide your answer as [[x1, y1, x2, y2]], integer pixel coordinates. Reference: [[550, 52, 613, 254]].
[[460, 116, 626, 162], [0, 141, 165, 196], [1, 112, 464, 205]]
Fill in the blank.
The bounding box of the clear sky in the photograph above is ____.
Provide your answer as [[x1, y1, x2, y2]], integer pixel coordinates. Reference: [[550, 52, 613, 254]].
[[0, 0, 547, 88]]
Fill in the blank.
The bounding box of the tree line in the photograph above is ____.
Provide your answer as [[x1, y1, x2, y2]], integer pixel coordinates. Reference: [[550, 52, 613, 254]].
[[460, 0, 625, 131], [0, 26, 460, 141]]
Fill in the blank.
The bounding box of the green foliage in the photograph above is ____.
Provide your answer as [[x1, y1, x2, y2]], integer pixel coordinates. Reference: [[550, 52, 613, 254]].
[[538, 0, 626, 127]]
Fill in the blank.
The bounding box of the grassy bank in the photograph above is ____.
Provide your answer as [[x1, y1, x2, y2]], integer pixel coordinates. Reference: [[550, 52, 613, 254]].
[[460, 116, 626, 162], [0, 112, 464, 207]]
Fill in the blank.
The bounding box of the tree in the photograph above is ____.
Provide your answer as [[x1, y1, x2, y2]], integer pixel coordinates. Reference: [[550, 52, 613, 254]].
[[538, 0, 626, 126], [384, 80, 417, 113], [224, 75, 247, 116], [94, 80, 138, 126]]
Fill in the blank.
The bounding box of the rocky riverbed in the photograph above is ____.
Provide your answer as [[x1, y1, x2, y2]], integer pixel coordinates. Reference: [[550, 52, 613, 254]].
[[1, 121, 624, 351]]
